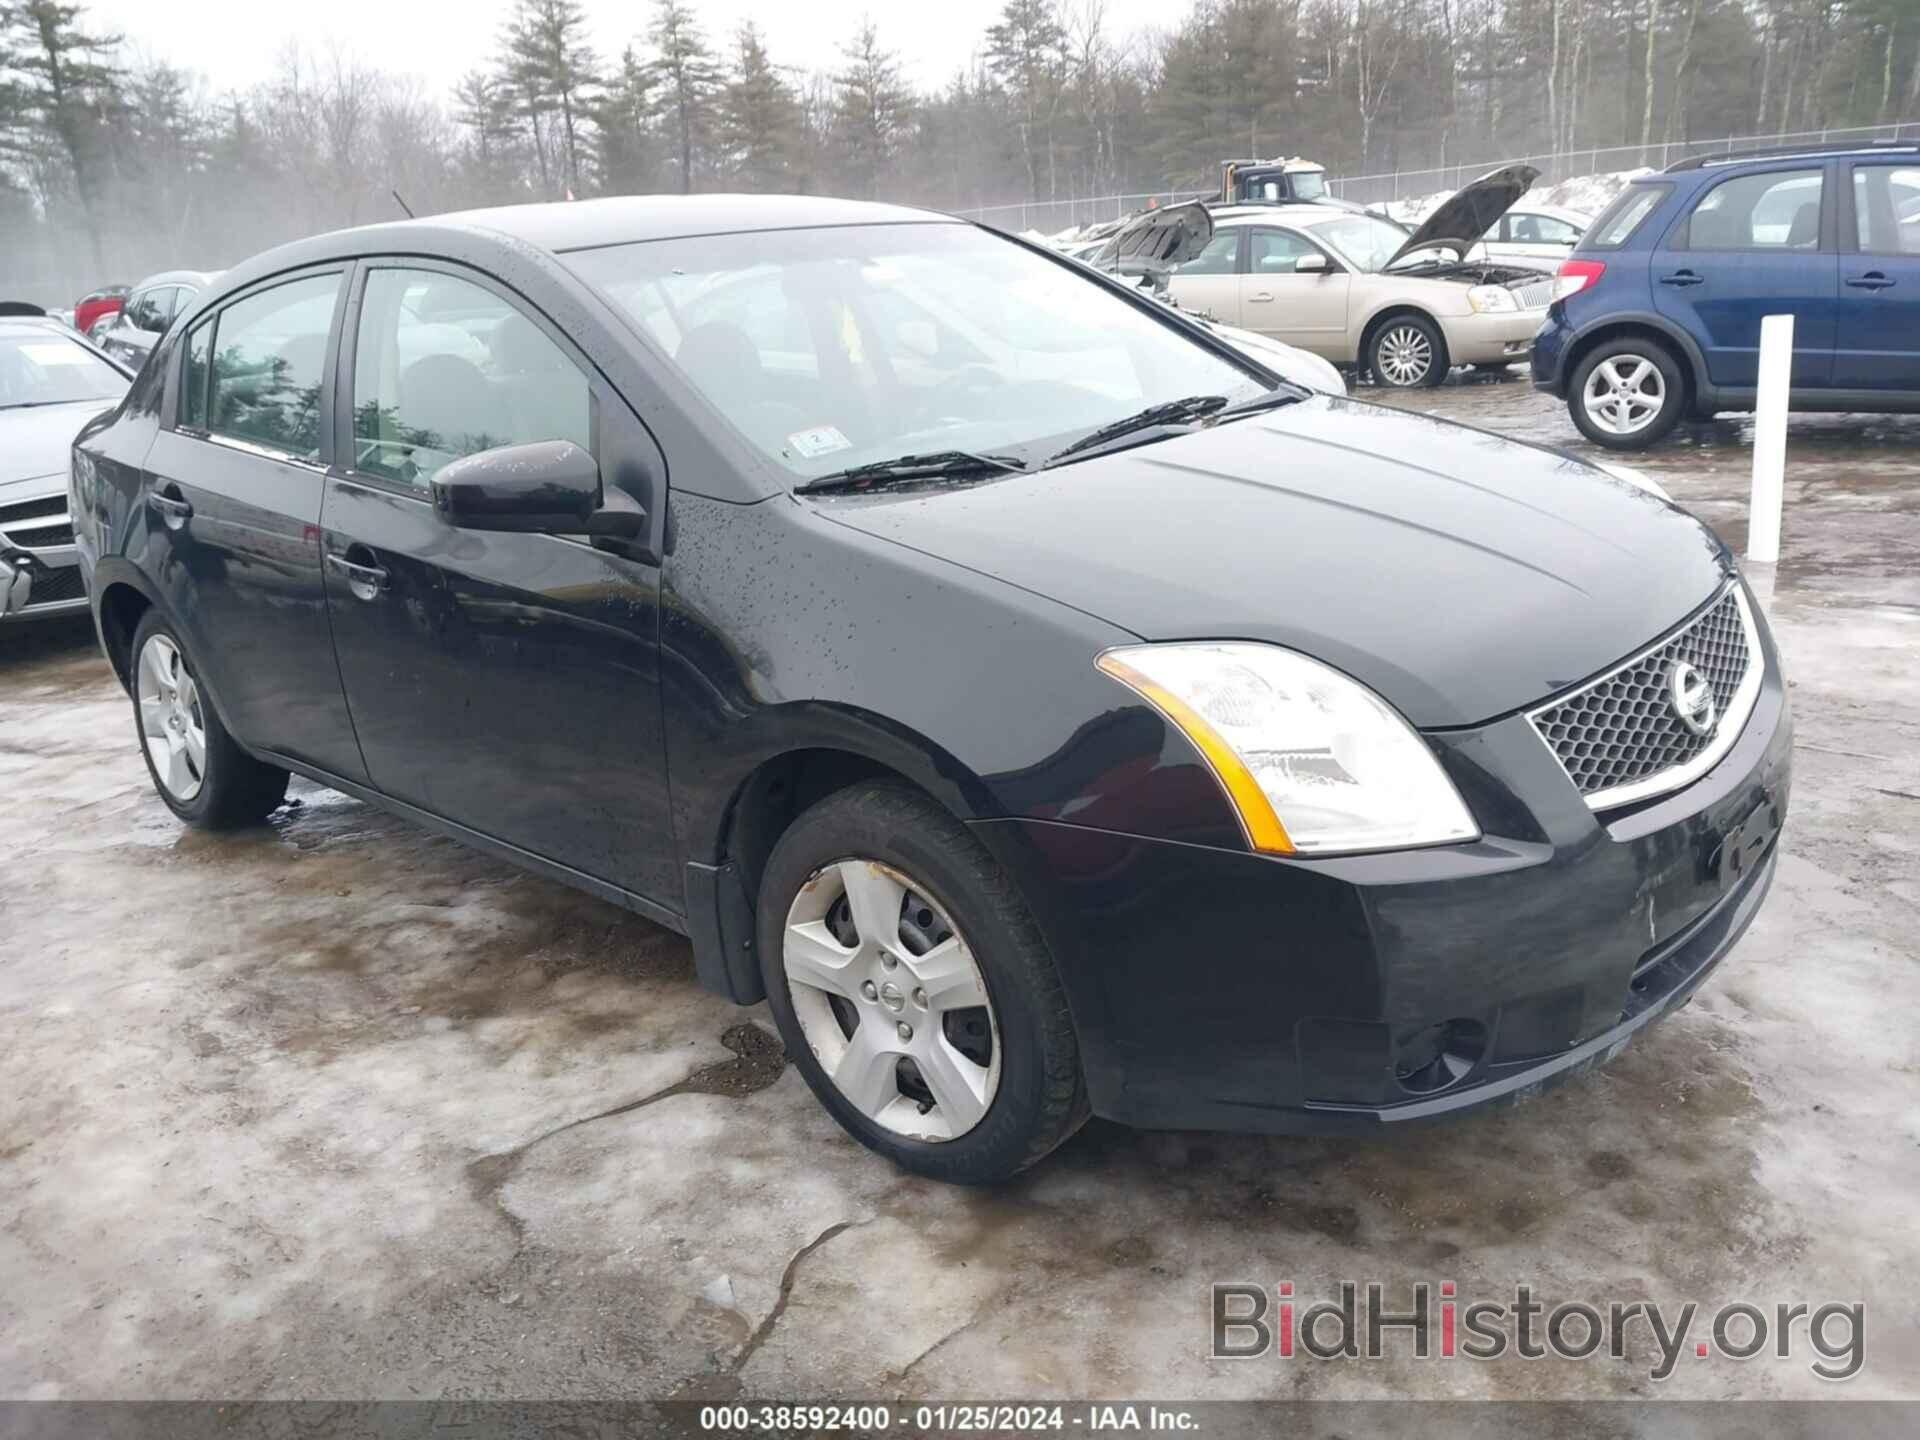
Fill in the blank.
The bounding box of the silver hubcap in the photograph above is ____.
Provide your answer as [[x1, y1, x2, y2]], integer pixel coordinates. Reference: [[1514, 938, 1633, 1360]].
[[1376, 325, 1434, 385], [1583, 354, 1666, 435], [137, 633, 207, 802], [783, 859, 1000, 1142]]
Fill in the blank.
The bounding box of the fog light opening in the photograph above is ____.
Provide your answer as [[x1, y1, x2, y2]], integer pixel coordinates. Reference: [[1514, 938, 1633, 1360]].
[[1393, 1018, 1488, 1096]]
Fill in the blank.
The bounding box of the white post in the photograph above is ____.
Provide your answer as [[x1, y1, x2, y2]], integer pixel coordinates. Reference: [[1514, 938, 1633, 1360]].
[[1749, 313, 1792, 566]]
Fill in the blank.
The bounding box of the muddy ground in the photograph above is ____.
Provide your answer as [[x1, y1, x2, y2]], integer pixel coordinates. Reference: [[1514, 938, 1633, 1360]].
[[3, 377, 1917, 1402]]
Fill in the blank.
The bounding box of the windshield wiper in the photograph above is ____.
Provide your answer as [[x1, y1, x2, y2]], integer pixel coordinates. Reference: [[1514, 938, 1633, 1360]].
[[1212, 384, 1312, 421], [793, 450, 1027, 495], [1040, 394, 1230, 468]]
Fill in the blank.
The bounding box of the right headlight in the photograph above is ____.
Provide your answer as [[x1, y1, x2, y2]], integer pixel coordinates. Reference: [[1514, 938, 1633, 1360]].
[[1096, 642, 1480, 856]]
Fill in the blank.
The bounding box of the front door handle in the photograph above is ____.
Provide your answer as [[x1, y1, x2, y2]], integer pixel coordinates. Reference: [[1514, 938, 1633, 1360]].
[[326, 551, 390, 602], [1248, 291, 1275, 303], [1658, 270, 1704, 288], [1845, 271, 1895, 290], [147, 488, 192, 530]]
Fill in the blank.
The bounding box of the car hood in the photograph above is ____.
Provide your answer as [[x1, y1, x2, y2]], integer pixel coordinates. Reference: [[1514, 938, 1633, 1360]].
[[1, 399, 117, 487], [1386, 164, 1540, 270], [1091, 201, 1213, 277], [815, 397, 1731, 729]]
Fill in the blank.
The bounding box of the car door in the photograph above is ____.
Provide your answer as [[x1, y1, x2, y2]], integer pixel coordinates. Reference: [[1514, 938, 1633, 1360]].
[[1240, 227, 1353, 358], [141, 267, 369, 782], [319, 260, 676, 903], [1651, 165, 1837, 391], [1163, 228, 1245, 326], [1834, 160, 1920, 391]]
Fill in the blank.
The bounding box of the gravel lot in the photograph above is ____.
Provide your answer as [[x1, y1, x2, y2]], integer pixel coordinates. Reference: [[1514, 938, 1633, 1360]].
[[3, 374, 1917, 1402]]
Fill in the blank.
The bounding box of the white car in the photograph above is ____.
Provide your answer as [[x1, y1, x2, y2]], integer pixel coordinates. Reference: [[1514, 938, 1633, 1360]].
[[1481, 204, 1590, 263]]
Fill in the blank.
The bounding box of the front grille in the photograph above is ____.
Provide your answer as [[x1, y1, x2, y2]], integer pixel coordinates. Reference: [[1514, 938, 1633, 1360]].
[[21, 564, 85, 608], [1513, 279, 1554, 309], [0, 495, 65, 525], [1529, 586, 1759, 808], [4, 520, 74, 547]]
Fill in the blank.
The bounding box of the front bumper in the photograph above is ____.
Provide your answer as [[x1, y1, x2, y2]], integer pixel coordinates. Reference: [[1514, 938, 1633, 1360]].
[[1442, 310, 1546, 365], [970, 598, 1792, 1134]]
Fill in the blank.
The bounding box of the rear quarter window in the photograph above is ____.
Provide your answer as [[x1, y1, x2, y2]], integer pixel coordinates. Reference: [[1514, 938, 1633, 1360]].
[[1583, 184, 1672, 249]]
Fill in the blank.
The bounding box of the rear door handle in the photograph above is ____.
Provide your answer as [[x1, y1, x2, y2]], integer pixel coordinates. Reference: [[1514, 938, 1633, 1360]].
[[1845, 271, 1895, 290], [1248, 291, 1275, 303], [147, 489, 192, 529], [1658, 270, 1704, 288], [325, 551, 390, 601]]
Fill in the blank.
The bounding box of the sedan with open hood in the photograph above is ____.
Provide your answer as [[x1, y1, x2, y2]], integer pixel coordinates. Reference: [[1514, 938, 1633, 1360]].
[[73, 195, 1788, 1183], [1163, 165, 1557, 386]]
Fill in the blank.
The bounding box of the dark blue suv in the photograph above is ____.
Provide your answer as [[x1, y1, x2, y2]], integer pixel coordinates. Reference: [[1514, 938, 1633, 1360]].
[[1533, 141, 1920, 448]]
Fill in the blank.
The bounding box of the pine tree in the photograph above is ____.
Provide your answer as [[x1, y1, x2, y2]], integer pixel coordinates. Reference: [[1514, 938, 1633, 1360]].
[[499, 0, 598, 197], [648, 0, 721, 194], [591, 44, 660, 195], [984, 0, 1068, 201], [719, 22, 801, 190], [831, 19, 912, 199], [11, 0, 123, 265]]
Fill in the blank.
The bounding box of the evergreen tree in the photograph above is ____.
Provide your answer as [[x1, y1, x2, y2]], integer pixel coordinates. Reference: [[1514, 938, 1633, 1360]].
[[648, 0, 720, 193], [719, 22, 801, 191], [831, 19, 912, 199]]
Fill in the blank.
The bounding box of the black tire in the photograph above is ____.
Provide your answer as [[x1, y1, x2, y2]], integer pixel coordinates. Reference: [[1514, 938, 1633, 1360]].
[[130, 609, 289, 829], [756, 781, 1088, 1183], [1567, 336, 1687, 450], [1366, 313, 1449, 388]]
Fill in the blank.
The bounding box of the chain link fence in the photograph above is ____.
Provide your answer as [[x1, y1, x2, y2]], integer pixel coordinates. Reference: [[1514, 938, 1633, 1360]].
[[957, 121, 1920, 235]]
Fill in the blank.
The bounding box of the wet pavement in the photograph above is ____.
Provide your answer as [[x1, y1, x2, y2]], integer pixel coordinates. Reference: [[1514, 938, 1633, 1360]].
[[3, 383, 1918, 1402]]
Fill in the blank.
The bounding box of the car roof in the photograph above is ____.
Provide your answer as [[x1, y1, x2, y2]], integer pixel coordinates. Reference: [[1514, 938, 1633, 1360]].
[[0, 315, 75, 337], [131, 270, 220, 289], [367, 193, 945, 254], [1208, 204, 1342, 226], [1510, 203, 1589, 224]]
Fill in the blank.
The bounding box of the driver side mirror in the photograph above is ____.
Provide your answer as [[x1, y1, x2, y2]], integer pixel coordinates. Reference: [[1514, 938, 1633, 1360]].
[[1294, 253, 1330, 274], [432, 440, 604, 534]]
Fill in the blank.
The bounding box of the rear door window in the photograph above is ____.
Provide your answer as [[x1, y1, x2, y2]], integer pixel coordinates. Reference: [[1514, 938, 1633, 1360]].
[[1174, 230, 1242, 276], [1684, 169, 1825, 250], [350, 267, 592, 490], [180, 318, 211, 430], [207, 273, 342, 462], [1851, 165, 1920, 255]]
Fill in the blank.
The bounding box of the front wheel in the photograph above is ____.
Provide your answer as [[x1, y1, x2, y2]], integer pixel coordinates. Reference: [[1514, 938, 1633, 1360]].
[[1367, 314, 1449, 388], [757, 782, 1087, 1183], [1568, 339, 1687, 449], [131, 610, 289, 828]]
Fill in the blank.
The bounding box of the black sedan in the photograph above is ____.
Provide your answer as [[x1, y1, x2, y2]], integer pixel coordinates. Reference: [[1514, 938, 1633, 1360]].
[[71, 196, 1789, 1183]]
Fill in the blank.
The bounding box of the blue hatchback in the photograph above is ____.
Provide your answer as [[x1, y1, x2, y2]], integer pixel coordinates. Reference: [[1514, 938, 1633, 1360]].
[[1532, 141, 1920, 448]]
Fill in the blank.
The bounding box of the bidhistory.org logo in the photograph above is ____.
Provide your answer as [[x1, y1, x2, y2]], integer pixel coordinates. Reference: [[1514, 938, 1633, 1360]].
[[1211, 1282, 1865, 1381]]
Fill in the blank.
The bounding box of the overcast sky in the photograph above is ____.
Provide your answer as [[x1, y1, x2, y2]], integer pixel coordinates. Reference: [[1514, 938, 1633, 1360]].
[[85, 0, 1170, 102]]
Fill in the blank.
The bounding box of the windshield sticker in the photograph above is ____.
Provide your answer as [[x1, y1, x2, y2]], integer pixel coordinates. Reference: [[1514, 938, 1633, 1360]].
[[788, 426, 852, 460]]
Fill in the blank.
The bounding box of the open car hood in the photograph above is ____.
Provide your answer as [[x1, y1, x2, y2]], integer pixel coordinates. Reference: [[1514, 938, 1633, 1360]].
[[1091, 201, 1213, 277], [1385, 164, 1539, 270]]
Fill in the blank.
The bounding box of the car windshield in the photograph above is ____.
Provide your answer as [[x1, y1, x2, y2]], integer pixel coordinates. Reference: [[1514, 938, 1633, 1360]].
[[1305, 215, 1417, 272], [565, 222, 1267, 480], [1289, 170, 1328, 200], [0, 331, 128, 409]]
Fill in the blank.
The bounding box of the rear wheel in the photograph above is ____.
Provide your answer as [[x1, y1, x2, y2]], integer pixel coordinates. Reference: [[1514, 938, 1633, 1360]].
[[1367, 314, 1448, 388], [131, 610, 289, 828], [757, 782, 1087, 1183], [1569, 338, 1686, 449]]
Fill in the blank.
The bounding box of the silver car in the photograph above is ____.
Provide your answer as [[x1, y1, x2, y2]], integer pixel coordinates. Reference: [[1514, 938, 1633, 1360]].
[[0, 317, 131, 621]]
